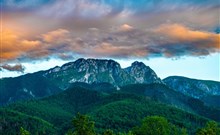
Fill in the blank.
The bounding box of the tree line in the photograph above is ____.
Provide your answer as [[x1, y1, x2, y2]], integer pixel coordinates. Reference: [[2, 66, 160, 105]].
[[20, 113, 220, 135]]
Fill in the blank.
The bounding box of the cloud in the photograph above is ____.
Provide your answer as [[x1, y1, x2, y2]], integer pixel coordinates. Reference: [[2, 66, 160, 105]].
[[42, 29, 70, 43], [0, 29, 71, 62], [24, 29, 73, 59], [153, 24, 220, 56], [1, 23, 219, 62], [77, 23, 219, 58], [3, 0, 219, 31], [3, 0, 219, 12], [4, 0, 218, 30], [155, 24, 218, 43], [37, 0, 112, 18], [1, 29, 39, 61], [0, 64, 25, 73], [119, 24, 134, 31], [2, 0, 53, 10], [3, 0, 219, 43]]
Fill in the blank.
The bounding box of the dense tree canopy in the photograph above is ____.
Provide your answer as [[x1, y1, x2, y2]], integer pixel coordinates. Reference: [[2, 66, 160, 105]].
[[133, 116, 171, 135], [196, 121, 220, 135], [20, 127, 30, 135], [67, 113, 96, 135], [18, 114, 220, 135]]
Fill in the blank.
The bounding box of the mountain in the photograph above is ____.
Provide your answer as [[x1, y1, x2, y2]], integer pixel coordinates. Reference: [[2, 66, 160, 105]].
[[0, 85, 212, 135], [1, 58, 220, 134], [1, 58, 219, 110], [44, 58, 162, 89], [125, 61, 162, 84], [163, 76, 220, 97], [0, 58, 162, 105], [0, 71, 61, 105], [119, 83, 220, 122], [163, 76, 220, 107], [0, 108, 56, 134]]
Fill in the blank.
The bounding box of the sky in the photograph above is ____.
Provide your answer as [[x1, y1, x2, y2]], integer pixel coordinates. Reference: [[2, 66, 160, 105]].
[[0, 0, 219, 81]]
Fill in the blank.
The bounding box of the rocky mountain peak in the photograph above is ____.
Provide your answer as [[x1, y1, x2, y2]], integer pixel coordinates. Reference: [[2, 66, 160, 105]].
[[125, 61, 162, 84], [131, 61, 147, 68], [72, 58, 121, 73], [44, 58, 162, 89]]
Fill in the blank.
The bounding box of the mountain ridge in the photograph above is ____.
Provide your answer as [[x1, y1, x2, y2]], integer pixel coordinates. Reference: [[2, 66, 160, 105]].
[[0, 58, 219, 107], [163, 76, 220, 107], [163, 76, 220, 97], [44, 58, 162, 89], [0, 58, 162, 105]]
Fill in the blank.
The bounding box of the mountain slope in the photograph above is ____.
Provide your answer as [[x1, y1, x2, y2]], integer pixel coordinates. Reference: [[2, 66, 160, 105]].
[[119, 83, 220, 122], [0, 71, 61, 105], [163, 76, 220, 107], [0, 108, 56, 134], [0, 58, 162, 105], [163, 76, 220, 97], [1, 84, 212, 135]]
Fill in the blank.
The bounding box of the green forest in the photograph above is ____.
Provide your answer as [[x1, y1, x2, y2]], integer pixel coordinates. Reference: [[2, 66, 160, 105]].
[[1, 83, 220, 135], [19, 113, 220, 135]]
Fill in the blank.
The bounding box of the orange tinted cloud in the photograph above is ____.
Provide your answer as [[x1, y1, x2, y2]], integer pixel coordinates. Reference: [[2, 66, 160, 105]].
[[21, 40, 41, 47], [1, 24, 219, 63], [119, 24, 133, 31], [1, 29, 40, 61], [1, 29, 71, 62], [90, 42, 147, 58], [155, 24, 219, 49], [42, 29, 70, 43]]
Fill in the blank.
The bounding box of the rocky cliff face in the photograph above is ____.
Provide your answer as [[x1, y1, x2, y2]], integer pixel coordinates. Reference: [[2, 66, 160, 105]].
[[44, 58, 162, 89], [125, 61, 162, 84]]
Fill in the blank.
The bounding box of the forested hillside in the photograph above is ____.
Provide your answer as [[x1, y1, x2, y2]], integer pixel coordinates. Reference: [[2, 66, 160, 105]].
[[1, 84, 219, 135]]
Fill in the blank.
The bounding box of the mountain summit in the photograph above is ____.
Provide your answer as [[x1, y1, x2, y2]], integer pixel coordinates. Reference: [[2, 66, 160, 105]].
[[125, 61, 161, 84], [45, 58, 162, 89]]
